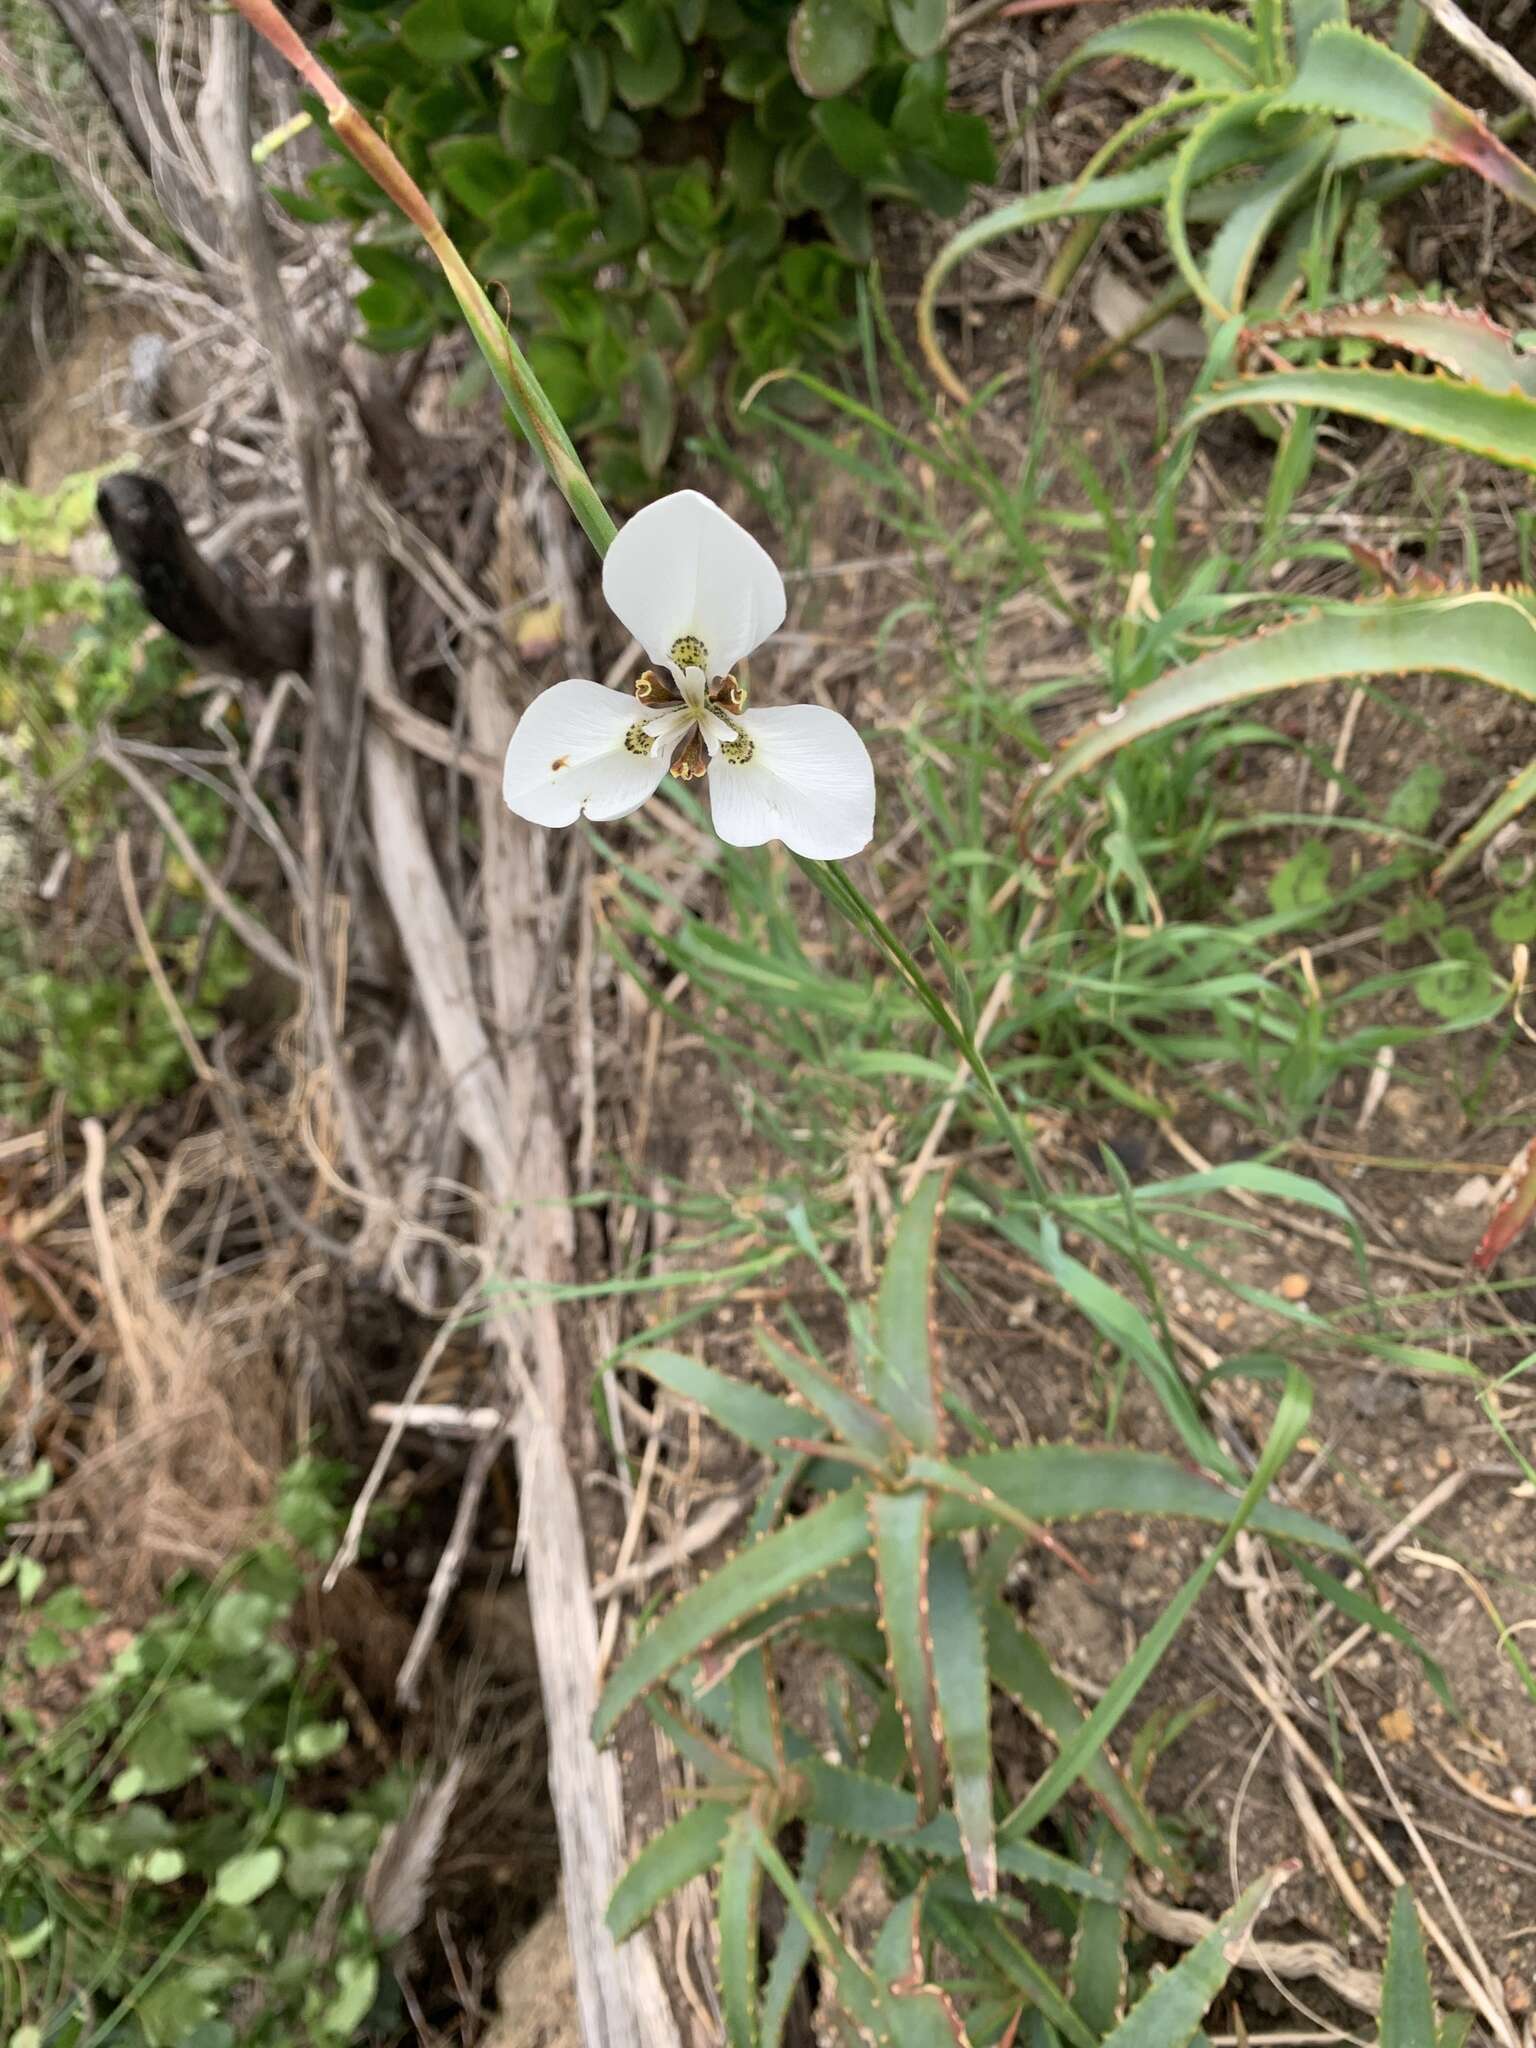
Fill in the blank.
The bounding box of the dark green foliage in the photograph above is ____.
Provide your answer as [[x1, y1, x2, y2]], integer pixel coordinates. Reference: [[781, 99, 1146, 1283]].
[[297, 0, 995, 491]]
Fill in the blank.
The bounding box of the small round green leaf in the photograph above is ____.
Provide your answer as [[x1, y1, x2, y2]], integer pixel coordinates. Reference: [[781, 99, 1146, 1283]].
[[891, 0, 946, 56], [214, 1845, 284, 1908], [788, 0, 877, 97]]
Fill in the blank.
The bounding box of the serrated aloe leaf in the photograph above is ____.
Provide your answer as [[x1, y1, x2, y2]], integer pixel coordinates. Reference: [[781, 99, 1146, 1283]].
[[985, 1605, 1171, 1874], [870, 1490, 944, 1818], [1071, 1822, 1131, 2037], [870, 1173, 945, 1448], [760, 1827, 833, 2048], [1281, 25, 1536, 215], [1248, 298, 1536, 395], [630, 1347, 826, 1456], [1186, 365, 1536, 470], [729, 1647, 785, 1776], [644, 1690, 761, 1787], [1037, 594, 1536, 799], [938, 1444, 1350, 1557], [719, 1806, 765, 2048], [1049, 7, 1258, 93], [928, 1541, 995, 1899], [607, 1801, 732, 1942], [758, 1329, 900, 1463], [1197, 132, 1334, 315], [1102, 1868, 1286, 2048], [798, 1756, 1120, 1902], [1382, 1885, 1437, 2048], [876, 1898, 975, 2048], [1002, 1370, 1312, 1844], [692, 1560, 880, 1686], [749, 1821, 896, 2045], [595, 1488, 871, 1742]]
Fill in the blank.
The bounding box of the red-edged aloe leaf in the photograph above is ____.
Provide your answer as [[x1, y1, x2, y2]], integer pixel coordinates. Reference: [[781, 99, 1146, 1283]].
[[1381, 1884, 1437, 2048], [1070, 1820, 1132, 2038], [1472, 1137, 1536, 1274], [798, 1754, 1119, 1901], [1281, 25, 1536, 215], [757, 1328, 900, 1464], [874, 1893, 976, 2048], [869, 1490, 945, 1819], [607, 1800, 732, 1942], [1103, 1868, 1290, 2048], [630, 1347, 826, 1455], [1036, 594, 1536, 799], [1185, 365, 1536, 471], [643, 1691, 764, 1788], [906, 1454, 1092, 1565], [985, 1604, 1172, 1875], [1048, 7, 1258, 93], [928, 1540, 995, 1899], [1246, 298, 1536, 396], [719, 1805, 765, 2048], [695, 1561, 879, 1683], [594, 1488, 871, 1742], [940, 1444, 1351, 1556], [870, 1172, 945, 1448]]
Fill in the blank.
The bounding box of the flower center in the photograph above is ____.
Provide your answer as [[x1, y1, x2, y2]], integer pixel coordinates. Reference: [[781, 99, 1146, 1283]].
[[671, 633, 708, 672], [631, 667, 750, 781]]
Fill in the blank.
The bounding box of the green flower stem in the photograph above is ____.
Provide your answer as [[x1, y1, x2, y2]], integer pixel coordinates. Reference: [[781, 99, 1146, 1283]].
[[222, 0, 1039, 1204], [222, 0, 616, 557]]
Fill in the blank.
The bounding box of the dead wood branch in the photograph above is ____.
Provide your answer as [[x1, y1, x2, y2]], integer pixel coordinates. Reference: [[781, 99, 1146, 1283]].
[[358, 555, 680, 2048]]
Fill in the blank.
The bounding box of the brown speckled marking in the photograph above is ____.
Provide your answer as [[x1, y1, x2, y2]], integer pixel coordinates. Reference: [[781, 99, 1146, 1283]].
[[549, 754, 569, 773]]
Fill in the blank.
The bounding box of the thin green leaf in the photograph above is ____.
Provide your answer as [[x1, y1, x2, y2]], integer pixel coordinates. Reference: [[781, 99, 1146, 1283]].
[[594, 1488, 871, 1742], [1288, 1555, 1453, 1713], [729, 1648, 786, 1776], [929, 1540, 996, 1899], [929, 1895, 1098, 2048], [1100, 1869, 1287, 2048], [1381, 1885, 1437, 2048], [870, 1173, 945, 1449], [1281, 25, 1536, 215], [985, 1605, 1172, 1874], [719, 1807, 764, 2048], [1037, 594, 1536, 797], [1000, 1369, 1314, 1842], [760, 1828, 833, 2048], [607, 1802, 732, 1942], [749, 1822, 896, 2045], [757, 1329, 900, 1463], [870, 1491, 945, 1818], [1186, 366, 1536, 471]]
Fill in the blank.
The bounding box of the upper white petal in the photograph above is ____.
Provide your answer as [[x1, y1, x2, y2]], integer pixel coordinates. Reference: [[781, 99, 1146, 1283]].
[[502, 678, 674, 827], [706, 703, 875, 860], [601, 490, 786, 680]]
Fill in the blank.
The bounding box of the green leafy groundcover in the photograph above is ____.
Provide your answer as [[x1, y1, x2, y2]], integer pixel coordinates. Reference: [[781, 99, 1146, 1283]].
[[292, 0, 995, 494]]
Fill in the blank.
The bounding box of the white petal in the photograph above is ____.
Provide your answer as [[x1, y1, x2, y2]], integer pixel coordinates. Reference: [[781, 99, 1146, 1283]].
[[502, 679, 674, 827], [602, 490, 786, 680], [706, 704, 875, 860]]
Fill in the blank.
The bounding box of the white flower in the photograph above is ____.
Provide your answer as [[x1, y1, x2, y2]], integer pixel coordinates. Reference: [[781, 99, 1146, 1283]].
[[501, 490, 875, 860]]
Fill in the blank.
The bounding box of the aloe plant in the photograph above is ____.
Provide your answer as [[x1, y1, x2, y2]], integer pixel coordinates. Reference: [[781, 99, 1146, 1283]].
[[598, 1177, 1348, 2040], [917, 3, 1533, 403]]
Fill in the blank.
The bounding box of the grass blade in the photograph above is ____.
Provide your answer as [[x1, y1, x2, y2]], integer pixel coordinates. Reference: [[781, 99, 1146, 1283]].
[[928, 1540, 996, 1899], [607, 1802, 732, 1942], [999, 1369, 1314, 1841], [870, 1490, 945, 1818], [870, 1174, 945, 1450], [594, 1488, 871, 1742], [759, 1828, 833, 2048]]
